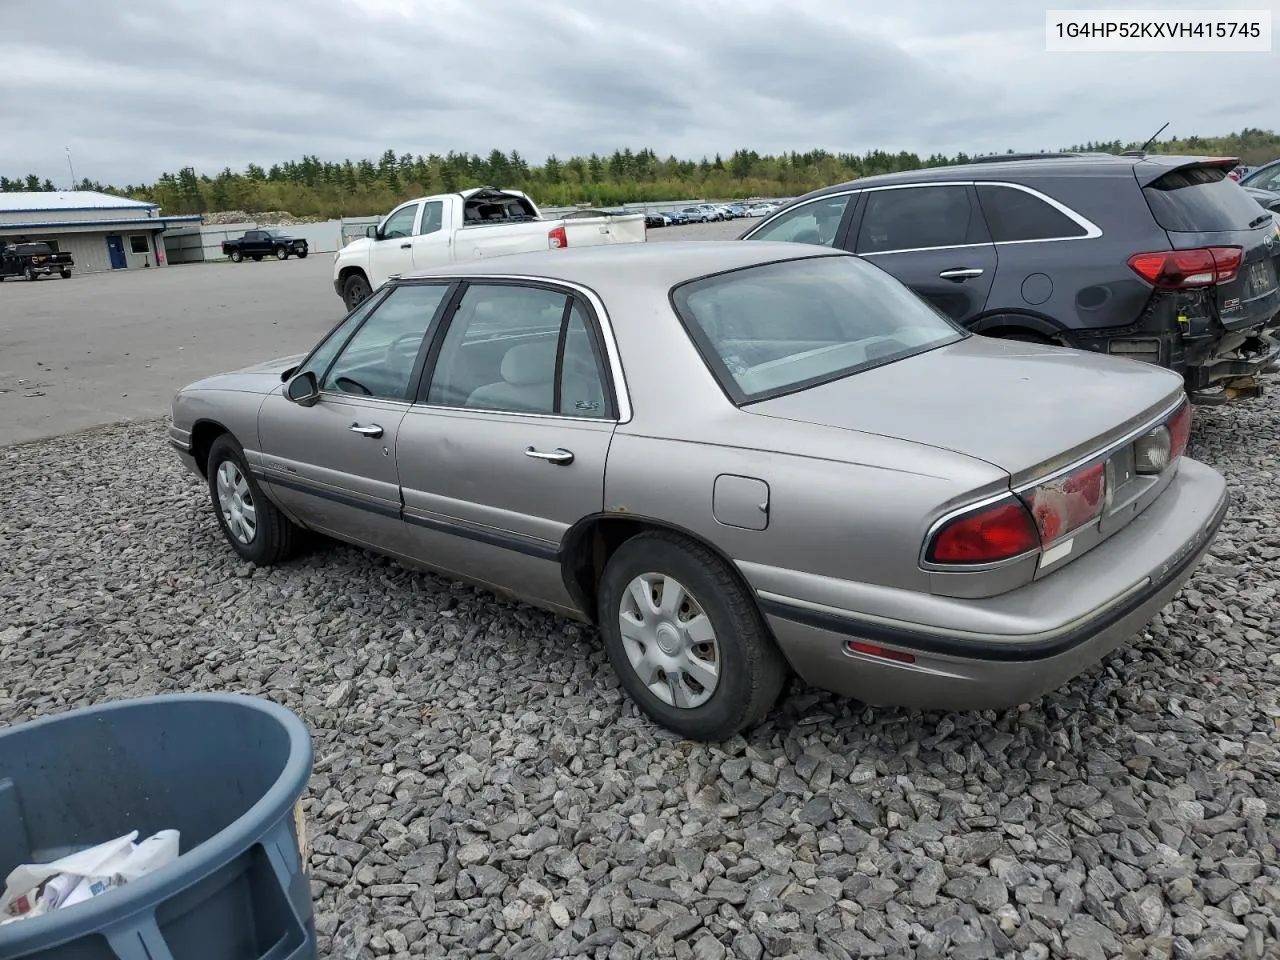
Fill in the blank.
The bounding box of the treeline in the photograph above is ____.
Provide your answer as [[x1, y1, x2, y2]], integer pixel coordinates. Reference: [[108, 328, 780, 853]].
[[3, 128, 1278, 220]]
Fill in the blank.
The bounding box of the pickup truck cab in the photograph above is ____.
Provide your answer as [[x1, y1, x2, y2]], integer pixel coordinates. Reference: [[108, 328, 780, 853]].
[[222, 229, 310, 263], [0, 241, 73, 281], [332, 186, 647, 310]]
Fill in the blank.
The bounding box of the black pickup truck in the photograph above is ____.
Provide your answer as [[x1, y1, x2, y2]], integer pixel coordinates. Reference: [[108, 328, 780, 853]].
[[0, 241, 74, 281], [221, 229, 309, 262]]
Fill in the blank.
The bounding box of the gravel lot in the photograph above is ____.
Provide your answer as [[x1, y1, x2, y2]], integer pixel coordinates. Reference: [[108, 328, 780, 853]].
[[2, 376, 1279, 959]]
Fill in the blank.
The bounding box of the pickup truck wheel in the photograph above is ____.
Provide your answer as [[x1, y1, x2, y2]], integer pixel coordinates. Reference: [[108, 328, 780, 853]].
[[206, 434, 299, 565], [229, 249, 243, 263], [23, 266, 36, 281], [60, 269, 71, 279], [598, 531, 788, 741], [297, 250, 308, 259], [342, 274, 373, 311], [275, 246, 288, 260]]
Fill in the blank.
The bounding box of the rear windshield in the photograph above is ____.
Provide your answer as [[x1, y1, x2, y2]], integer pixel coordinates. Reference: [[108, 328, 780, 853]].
[[671, 254, 965, 403], [1142, 166, 1269, 233], [15, 243, 53, 256]]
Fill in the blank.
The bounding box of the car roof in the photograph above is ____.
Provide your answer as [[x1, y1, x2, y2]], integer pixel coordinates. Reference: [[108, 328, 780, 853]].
[[396, 241, 843, 291], [799, 152, 1240, 198]]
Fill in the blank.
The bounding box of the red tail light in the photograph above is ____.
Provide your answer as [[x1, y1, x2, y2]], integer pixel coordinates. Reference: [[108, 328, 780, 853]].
[[547, 226, 568, 249], [926, 498, 1040, 564], [1168, 401, 1192, 460], [1127, 247, 1242, 288], [1021, 461, 1107, 543]]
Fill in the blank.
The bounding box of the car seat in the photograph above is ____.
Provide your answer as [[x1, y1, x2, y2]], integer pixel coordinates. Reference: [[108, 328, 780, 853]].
[[465, 341, 557, 413]]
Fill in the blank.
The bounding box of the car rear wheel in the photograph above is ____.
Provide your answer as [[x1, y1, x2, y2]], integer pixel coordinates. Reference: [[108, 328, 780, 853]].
[[342, 273, 373, 311], [275, 246, 288, 260], [297, 249, 308, 259], [206, 434, 298, 565], [60, 269, 71, 279], [229, 249, 243, 262], [598, 531, 788, 740]]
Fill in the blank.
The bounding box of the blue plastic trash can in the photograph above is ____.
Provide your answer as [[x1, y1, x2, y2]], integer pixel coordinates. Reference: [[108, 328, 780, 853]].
[[0, 693, 316, 960]]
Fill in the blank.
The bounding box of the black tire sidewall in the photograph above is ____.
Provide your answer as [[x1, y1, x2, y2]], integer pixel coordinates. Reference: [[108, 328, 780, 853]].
[[598, 537, 767, 739], [206, 436, 276, 563], [276, 247, 288, 259], [230, 250, 242, 262], [343, 275, 371, 311]]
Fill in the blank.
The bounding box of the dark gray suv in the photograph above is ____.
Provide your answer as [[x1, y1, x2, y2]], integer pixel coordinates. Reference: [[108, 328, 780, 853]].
[[739, 153, 1280, 403]]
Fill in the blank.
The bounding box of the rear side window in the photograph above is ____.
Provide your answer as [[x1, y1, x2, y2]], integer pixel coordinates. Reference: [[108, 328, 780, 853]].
[[976, 185, 1089, 242], [1142, 166, 1269, 233], [856, 186, 983, 254]]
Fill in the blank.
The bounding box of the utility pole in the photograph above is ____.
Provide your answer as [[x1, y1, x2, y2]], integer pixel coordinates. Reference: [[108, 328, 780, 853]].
[[66, 147, 76, 190]]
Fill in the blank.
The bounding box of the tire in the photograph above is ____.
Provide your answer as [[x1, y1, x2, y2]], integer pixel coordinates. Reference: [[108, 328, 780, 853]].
[[229, 249, 243, 263], [205, 434, 298, 565], [275, 246, 288, 260], [597, 531, 788, 740], [60, 269, 71, 279], [342, 273, 373, 312], [24, 266, 35, 281], [297, 250, 308, 259]]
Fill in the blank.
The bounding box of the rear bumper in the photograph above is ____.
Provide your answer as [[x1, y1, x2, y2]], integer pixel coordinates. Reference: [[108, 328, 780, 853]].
[[755, 457, 1228, 711]]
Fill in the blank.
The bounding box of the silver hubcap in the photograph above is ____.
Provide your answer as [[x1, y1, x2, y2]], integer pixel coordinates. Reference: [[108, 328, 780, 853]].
[[619, 573, 720, 709], [215, 460, 257, 545]]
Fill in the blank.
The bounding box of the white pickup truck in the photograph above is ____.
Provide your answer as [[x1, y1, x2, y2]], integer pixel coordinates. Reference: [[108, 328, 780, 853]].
[[332, 186, 648, 310]]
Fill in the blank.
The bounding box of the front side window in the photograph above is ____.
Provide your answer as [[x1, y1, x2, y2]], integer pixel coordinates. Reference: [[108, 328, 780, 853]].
[[745, 195, 851, 247], [856, 185, 979, 254], [672, 254, 964, 403], [320, 283, 451, 401], [426, 284, 611, 417], [380, 204, 418, 240]]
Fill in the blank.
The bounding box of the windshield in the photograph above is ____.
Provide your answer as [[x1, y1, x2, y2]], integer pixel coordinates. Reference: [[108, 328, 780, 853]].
[[671, 254, 966, 403]]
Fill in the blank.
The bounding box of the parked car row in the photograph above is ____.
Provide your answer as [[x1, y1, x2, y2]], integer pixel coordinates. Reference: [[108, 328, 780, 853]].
[[645, 200, 781, 228], [739, 151, 1280, 406]]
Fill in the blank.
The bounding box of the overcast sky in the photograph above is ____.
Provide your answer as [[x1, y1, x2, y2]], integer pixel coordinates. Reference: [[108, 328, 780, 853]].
[[2, 0, 1275, 187]]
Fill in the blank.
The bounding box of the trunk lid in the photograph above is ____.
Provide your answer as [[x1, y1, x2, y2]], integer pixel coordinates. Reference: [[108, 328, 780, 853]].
[[745, 335, 1185, 483], [1136, 157, 1280, 330]]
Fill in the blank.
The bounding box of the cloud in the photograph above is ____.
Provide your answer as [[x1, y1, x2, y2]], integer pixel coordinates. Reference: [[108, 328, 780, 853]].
[[0, 0, 1274, 186]]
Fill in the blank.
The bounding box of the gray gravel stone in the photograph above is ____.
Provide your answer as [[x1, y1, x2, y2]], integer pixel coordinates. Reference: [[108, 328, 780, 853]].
[[5, 405, 1280, 960]]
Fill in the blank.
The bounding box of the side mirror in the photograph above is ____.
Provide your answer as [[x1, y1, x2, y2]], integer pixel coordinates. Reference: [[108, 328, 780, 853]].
[[285, 370, 320, 406], [365, 225, 379, 240]]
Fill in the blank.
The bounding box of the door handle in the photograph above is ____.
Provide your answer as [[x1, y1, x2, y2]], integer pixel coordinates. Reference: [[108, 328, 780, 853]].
[[525, 447, 574, 465], [938, 267, 984, 281], [400, 242, 412, 249], [350, 423, 384, 438]]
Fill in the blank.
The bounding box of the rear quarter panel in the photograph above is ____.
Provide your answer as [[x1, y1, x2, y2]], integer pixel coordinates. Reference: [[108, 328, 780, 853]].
[[985, 174, 1169, 337], [603, 415, 1009, 597], [452, 221, 554, 260]]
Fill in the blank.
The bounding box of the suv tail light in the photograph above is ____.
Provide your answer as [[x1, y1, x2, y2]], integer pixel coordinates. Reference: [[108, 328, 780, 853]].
[[1020, 461, 1106, 543], [925, 497, 1040, 565], [1127, 247, 1242, 288], [548, 225, 568, 249]]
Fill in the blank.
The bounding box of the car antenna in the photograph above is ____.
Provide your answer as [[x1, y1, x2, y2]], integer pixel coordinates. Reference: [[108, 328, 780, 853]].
[[1130, 121, 1170, 158]]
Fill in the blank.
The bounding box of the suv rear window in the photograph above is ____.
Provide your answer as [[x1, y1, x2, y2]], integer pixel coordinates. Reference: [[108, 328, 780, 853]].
[[1142, 165, 1268, 233]]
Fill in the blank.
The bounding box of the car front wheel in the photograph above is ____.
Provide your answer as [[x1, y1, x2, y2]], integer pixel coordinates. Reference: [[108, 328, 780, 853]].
[[598, 531, 788, 740], [206, 434, 298, 565], [275, 246, 289, 260], [342, 273, 373, 311]]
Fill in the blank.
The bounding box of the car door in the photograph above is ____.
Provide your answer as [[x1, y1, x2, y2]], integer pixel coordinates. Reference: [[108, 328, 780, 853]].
[[846, 184, 997, 325], [256, 281, 455, 556], [368, 201, 423, 289], [397, 280, 619, 612], [409, 199, 453, 271]]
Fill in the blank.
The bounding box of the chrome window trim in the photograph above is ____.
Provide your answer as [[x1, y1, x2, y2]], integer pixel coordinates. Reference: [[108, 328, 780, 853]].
[[400, 272, 634, 424], [740, 190, 862, 241], [918, 394, 1185, 573]]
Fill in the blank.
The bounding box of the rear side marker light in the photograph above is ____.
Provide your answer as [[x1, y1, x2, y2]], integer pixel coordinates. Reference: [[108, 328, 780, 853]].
[[1022, 461, 1106, 543], [926, 498, 1040, 565], [846, 641, 916, 664], [1127, 246, 1242, 288]]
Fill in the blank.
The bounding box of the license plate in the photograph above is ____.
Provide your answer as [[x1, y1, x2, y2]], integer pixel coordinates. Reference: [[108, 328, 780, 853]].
[[1246, 259, 1277, 296]]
